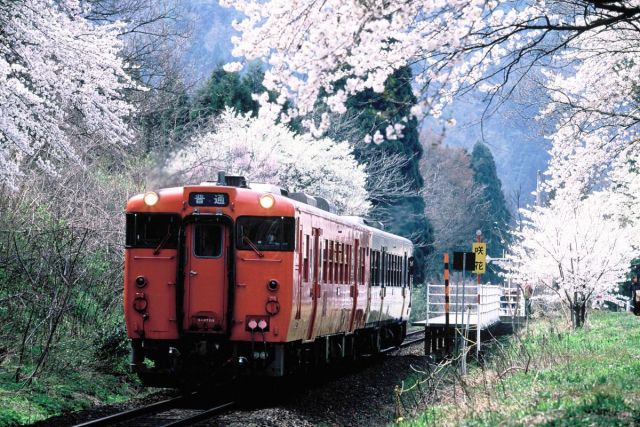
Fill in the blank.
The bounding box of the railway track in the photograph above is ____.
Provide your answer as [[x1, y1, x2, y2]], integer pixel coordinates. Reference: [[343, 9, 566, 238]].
[[73, 332, 424, 427], [73, 393, 234, 427], [380, 330, 425, 354], [400, 330, 426, 347]]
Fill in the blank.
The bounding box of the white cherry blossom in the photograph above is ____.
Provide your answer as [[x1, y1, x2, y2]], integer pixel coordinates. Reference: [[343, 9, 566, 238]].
[[0, 0, 136, 190], [166, 108, 371, 215]]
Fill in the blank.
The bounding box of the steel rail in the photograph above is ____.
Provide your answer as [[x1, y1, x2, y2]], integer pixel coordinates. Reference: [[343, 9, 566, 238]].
[[160, 401, 235, 427], [380, 330, 425, 354], [72, 395, 190, 427]]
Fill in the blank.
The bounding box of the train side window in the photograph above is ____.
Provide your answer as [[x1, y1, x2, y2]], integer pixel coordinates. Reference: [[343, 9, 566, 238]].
[[394, 255, 398, 286], [347, 244, 352, 283], [372, 251, 380, 286], [333, 242, 342, 283], [336, 243, 341, 284], [323, 240, 328, 283], [345, 244, 349, 284], [369, 251, 375, 286], [303, 235, 310, 282], [360, 248, 365, 286], [340, 243, 345, 284], [193, 223, 223, 258], [394, 255, 397, 286], [328, 241, 334, 284]]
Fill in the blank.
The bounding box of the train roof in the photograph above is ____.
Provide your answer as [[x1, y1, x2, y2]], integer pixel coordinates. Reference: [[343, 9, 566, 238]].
[[127, 174, 413, 249]]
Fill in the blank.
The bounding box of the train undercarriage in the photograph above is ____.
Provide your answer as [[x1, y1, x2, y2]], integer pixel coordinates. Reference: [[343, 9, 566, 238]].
[[131, 321, 407, 388]]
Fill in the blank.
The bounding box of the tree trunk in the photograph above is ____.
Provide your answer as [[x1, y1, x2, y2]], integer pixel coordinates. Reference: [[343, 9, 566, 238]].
[[571, 298, 586, 329]]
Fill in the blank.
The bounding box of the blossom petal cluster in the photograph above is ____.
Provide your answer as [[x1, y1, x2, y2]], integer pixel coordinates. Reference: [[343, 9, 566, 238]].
[[0, 0, 136, 190], [222, 0, 640, 199], [220, 0, 548, 131], [506, 191, 638, 307], [166, 108, 371, 215]]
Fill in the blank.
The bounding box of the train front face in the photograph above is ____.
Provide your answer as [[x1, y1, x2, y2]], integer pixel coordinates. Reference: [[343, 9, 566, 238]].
[[124, 184, 296, 387]]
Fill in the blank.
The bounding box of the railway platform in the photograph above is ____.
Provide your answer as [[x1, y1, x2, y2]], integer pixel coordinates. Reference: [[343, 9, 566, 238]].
[[413, 283, 524, 356]]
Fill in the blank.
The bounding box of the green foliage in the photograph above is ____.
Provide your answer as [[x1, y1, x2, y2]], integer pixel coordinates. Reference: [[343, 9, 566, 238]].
[[470, 142, 511, 282], [191, 63, 265, 121], [93, 322, 130, 375], [0, 365, 141, 426], [470, 142, 511, 257], [138, 64, 273, 156], [400, 312, 640, 426], [346, 67, 434, 282]]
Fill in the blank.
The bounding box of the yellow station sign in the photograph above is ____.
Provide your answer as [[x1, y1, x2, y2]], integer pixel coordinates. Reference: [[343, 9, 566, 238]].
[[472, 242, 487, 274]]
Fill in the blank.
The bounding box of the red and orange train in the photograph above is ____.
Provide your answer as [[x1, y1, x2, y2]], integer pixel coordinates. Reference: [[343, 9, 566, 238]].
[[124, 173, 414, 387]]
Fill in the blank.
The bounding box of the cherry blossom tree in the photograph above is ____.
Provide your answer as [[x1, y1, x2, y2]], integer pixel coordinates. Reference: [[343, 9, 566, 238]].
[[165, 108, 371, 215], [506, 191, 638, 328], [221, 0, 640, 199], [0, 0, 137, 190]]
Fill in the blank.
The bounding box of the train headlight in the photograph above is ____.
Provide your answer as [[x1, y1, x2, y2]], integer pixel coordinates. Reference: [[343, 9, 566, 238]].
[[135, 276, 147, 288], [143, 191, 159, 206], [259, 194, 275, 209], [267, 279, 279, 292]]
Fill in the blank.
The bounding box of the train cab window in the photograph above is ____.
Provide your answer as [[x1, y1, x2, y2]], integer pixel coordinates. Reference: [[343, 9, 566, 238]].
[[236, 216, 295, 251], [126, 213, 180, 249], [193, 224, 223, 258]]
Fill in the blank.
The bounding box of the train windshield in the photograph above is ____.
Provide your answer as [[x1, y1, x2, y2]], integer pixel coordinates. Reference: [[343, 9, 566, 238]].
[[236, 216, 295, 252], [125, 213, 180, 249]]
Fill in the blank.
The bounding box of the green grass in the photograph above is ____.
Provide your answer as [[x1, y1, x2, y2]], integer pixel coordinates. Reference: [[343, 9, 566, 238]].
[[0, 360, 145, 426], [400, 312, 640, 426]]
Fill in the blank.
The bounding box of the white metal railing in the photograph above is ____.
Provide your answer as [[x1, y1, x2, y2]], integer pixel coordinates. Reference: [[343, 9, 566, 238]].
[[425, 282, 501, 328], [500, 282, 525, 317]]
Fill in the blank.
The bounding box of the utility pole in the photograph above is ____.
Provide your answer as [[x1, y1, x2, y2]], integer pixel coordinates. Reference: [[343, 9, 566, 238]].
[[476, 229, 482, 358]]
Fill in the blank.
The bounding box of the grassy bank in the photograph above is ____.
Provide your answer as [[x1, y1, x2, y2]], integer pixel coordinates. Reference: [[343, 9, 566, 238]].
[[401, 312, 640, 426], [0, 328, 146, 427], [0, 368, 142, 426]]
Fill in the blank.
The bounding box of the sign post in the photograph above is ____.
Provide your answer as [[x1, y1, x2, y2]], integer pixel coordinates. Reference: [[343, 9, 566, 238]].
[[472, 231, 485, 358]]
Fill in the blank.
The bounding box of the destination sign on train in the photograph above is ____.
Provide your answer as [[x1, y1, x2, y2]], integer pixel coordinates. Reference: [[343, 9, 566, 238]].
[[188, 192, 229, 207]]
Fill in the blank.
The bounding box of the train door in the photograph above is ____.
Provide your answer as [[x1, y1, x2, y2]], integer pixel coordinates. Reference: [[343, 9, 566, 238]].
[[183, 220, 229, 333], [378, 250, 386, 323], [348, 239, 360, 331], [400, 252, 409, 319], [305, 228, 321, 340]]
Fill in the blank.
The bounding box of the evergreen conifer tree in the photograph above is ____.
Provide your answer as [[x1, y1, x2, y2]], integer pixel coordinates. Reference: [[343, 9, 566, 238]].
[[470, 142, 511, 278], [346, 67, 434, 283], [191, 64, 265, 121]]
